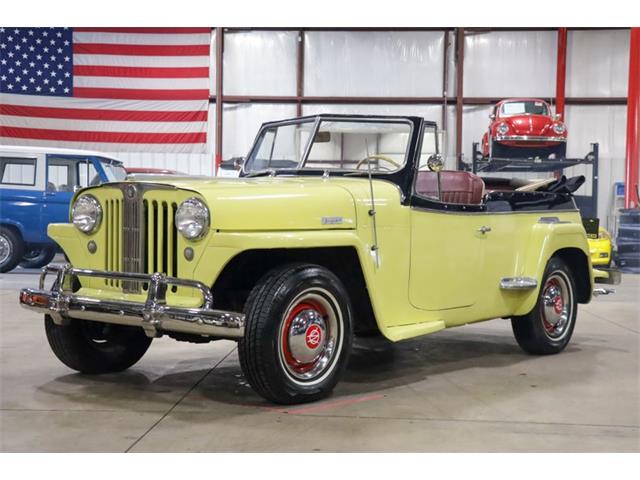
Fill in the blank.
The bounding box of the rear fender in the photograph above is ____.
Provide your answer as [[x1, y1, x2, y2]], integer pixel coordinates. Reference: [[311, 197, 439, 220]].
[[513, 222, 592, 316]]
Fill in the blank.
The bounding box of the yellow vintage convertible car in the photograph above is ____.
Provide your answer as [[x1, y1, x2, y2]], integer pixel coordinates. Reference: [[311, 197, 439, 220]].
[[19, 115, 620, 404]]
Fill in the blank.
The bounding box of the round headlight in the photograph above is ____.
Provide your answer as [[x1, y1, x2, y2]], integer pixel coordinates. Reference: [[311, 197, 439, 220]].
[[175, 198, 210, 240], [553, 123, 566, 134], [72, 194, 102, 234], [497, 123, 509, 135]]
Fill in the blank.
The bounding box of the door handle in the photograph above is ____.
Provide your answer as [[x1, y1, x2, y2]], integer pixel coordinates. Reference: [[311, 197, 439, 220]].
[[477, 226, 492, 234]]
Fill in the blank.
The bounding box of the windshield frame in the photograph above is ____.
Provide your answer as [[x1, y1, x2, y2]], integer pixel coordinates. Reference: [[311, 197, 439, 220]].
[[243, 115, 415, 176]]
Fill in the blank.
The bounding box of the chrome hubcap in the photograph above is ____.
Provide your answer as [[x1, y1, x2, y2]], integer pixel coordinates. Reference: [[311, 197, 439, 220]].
[[541, 273, 572, 339], [279, 289, 341, 383], [0, 234, 11, 265]]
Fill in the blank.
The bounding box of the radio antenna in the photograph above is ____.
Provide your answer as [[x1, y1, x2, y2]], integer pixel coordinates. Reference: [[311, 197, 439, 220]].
[[364, 138, 380, 268]]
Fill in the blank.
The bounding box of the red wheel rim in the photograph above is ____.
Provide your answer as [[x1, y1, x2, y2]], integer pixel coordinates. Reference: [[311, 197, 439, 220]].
[[281, 301, 328, 374], [278, 289, 342, 383], [540, 273, 572, 339]]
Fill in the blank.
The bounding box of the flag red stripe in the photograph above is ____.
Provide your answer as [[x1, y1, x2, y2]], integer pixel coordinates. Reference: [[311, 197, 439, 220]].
[[73, 43, 209, 56], [0, 104, 207, 122], [73, 87, 209, 101], [74, 27, 211, 34], [73, 65, 209, 78], [0, 126, 206, 144]]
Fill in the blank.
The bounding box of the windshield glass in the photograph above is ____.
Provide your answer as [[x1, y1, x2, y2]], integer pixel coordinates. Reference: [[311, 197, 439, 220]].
[[100, 160, 127, 181], [244, 118, 412, 173], [501, 100, 549, 116], [246, 120, 316, 171]]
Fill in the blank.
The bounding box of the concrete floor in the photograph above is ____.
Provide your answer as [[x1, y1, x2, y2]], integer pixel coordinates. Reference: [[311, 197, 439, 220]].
[[1, 266, 638, 452]]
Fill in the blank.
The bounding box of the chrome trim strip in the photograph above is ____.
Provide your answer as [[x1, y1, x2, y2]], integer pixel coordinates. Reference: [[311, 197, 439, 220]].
[[538, 216, 571, 224], [20, 263, 244, 339], [593, 288, 615, 296], [500, 277, 538, 290], [495, 135, 566, 142]]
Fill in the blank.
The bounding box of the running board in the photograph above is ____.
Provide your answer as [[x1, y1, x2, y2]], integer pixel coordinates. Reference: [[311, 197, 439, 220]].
[[500, 277, 538, 290]]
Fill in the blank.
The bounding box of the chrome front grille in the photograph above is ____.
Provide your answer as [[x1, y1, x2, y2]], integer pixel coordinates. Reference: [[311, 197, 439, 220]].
[[103, 195, 123, 288], [144, 199, 179, 282], [101, 184, 179, 294], [122, 185, 146, 292]]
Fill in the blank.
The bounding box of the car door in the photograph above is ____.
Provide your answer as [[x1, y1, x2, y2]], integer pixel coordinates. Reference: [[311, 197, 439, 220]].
[[42, 155, 86, 228], [408, 149, 493, 310], [408, 201, 487, 310]]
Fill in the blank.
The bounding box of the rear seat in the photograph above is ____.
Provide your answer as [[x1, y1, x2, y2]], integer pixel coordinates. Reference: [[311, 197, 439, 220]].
[[415, 171, 485, 204]]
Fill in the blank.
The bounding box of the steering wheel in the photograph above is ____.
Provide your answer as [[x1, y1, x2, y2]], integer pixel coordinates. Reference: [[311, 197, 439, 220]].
[[355, 155, 400, 170]]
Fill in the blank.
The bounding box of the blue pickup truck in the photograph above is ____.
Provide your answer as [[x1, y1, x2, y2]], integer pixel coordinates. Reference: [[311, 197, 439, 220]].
[[0, 146, 126, 272]]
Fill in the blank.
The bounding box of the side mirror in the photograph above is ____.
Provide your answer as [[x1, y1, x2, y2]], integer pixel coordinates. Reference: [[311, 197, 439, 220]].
[[233, 157, 245, 171], [427, 154, 444, 173], [489, 113, 496, 121]]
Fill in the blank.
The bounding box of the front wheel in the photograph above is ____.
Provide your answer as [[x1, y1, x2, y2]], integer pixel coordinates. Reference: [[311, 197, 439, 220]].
[[511, 257, 578, 355], [45, 316, 152, 374], [238, 263, 353, 404], [20, 245, 57, 269]]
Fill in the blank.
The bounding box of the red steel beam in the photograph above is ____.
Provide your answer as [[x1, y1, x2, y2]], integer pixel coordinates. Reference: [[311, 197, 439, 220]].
[[555, 28, 568, 120], [214, 27, 224, 175], [625, 27, 640, 208]]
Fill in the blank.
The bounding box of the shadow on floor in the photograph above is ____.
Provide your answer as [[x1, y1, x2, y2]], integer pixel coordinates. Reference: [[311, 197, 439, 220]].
[[37, 330, 594, 414]]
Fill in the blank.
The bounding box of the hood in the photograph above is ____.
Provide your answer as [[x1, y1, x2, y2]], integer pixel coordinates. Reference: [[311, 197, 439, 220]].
[[130, 176, 358, 231], [503, 115, 553, 135]]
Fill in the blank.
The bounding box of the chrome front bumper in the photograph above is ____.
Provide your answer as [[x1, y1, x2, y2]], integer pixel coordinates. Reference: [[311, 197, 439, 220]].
[[19, 264, 245, 340], [495, 135, 566, 142]]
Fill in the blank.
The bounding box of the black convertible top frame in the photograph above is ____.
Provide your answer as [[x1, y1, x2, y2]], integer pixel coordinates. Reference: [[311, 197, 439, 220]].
[[466, 142, 600, 218]]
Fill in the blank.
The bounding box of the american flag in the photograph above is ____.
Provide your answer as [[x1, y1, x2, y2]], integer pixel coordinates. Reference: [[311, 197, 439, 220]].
[[0, 27, 211, 153]]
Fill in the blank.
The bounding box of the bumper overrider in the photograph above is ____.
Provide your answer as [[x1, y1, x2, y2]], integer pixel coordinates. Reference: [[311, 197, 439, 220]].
[[19, 264, 245, 339]]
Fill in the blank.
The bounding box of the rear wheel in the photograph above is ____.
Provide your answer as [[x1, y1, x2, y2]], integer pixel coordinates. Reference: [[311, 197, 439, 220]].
[[20, 245, 56, 269], [0, 226, 25, 273], [45, 316, 152, 374], [238, 263, 352, 404], [511, 257, 577, 355]]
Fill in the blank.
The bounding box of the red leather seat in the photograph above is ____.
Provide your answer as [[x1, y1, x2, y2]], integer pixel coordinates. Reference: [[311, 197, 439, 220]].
[[415, 171, 485, 204]]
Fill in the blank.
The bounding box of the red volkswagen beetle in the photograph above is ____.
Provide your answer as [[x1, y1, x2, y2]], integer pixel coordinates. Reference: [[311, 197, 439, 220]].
[[481, 98, 567, 159]]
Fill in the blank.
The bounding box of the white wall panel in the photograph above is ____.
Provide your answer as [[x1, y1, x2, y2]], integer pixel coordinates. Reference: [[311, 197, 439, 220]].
[[563, 105, 627, 225], [107, 151, 215, 176], [305, 31, 445, 97], [302, 104, 457, 168], [464, 31, 557, 97], [566, 30, 630, 97], [223, 31, 297, 96], [222, 103, 297, 161], [460, 104, 492, 163]]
